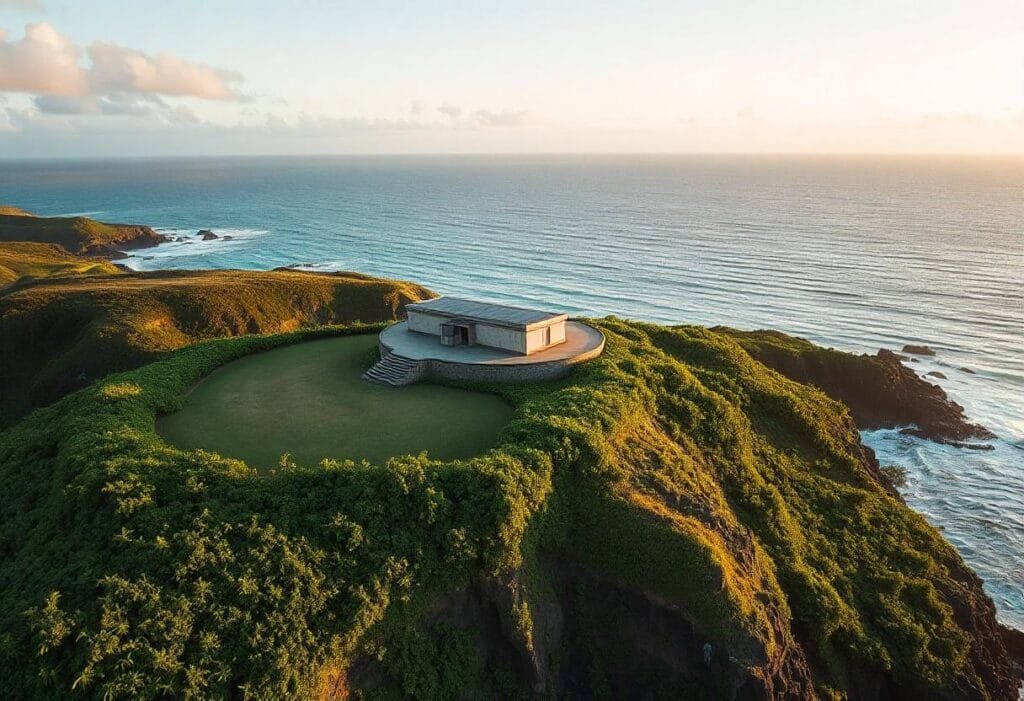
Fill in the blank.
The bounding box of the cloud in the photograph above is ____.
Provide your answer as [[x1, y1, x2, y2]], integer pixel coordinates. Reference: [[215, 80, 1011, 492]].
[[437, 102, 462, 119], [735, 105, 758, 123], [0, 23, 87, 94], [409, 99, 426, 116], [32, 94, 101, 114], [0, 22, 244, 100], [33, 93, 165, 116], [0, 0, 45, 9], [164, 104, 200, 124], [437, 103, 528, 126], [0, 109, 15, 132], [88, 42, 243, 99], [475, 108, 528, 127], [264, 113, 434, 136]]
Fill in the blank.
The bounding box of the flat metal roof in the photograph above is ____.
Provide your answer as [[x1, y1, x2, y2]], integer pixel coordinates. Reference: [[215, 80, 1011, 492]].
[[406, 297, 568, 330]]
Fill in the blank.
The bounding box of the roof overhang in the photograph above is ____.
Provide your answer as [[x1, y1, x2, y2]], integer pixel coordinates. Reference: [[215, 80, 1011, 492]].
[[407, 297, 568, 331]]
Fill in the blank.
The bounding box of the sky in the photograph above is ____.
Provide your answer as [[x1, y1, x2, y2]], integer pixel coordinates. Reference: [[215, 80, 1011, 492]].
[[0, 0, 1022, 158]]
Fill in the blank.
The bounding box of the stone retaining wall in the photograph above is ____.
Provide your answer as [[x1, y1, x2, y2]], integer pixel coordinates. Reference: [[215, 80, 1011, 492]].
[[378, 337, 603, 384]]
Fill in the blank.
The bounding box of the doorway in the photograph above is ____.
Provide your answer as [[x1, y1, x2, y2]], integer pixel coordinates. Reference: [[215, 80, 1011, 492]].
[[441, 322, 475, 347]]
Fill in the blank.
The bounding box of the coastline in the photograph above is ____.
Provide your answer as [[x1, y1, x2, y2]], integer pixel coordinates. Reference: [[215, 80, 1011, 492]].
[[124, 231, 999, 442], [116, 220, 1024, 633], [1, 204, 1021, 695]]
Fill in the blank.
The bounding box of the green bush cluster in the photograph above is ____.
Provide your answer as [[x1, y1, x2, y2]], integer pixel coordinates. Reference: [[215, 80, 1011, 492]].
[[0, 319, 1000, 698]]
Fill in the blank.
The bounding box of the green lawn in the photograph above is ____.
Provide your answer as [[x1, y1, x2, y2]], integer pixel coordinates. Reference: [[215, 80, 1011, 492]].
[[157, 333, 513, 469]]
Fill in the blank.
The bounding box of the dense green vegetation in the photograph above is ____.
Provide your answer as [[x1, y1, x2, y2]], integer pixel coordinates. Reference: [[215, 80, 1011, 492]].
[[158, 333, 513, 468], [0, 266, 433, 427], [0, 319, 1014, 699], [0, 242, 121, 288]]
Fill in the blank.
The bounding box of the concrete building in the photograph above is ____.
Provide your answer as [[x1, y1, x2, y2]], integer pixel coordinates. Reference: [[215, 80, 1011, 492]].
[[405, 297, 568, 355]]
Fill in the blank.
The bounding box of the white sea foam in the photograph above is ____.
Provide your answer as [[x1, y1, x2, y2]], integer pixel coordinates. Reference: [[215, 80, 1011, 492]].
[[55, 210, 107, 217], [286, 260, 348, 272], [120, 228, 269, 271]]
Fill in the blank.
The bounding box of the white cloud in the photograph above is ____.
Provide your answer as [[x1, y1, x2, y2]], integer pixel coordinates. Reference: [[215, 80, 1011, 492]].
[[435, 104, 529, 127], [165, 104, 200, 125], [0, 23, 244, 101], [437, 102, 461, 119], [0, 23, 86, 95], [475, 108, 528, 127], [33, 93, 166, 116], [31, 95, 95, 114], [265, 113, 433, 135], [0, 109, 15, 132], [87, 42, 243, 99], [0, 0, 45, 9]]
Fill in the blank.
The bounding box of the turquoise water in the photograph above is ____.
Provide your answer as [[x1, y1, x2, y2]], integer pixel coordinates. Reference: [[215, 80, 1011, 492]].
[[3, 154, 1022, 627]]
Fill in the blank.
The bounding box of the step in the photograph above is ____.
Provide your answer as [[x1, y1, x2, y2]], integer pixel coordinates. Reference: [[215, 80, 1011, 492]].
[[362, 352, 423, 386]]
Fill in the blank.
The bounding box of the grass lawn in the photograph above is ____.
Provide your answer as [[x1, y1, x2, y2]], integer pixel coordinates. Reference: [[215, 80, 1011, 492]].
[[157, 333, 514, 469]]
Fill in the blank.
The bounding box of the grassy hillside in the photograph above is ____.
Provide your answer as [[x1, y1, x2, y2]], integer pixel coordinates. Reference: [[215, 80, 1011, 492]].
[[0, 321, 1015, 699], [0, 242, 122, 288], [0, 206, 34, 216], [0, 209, 166, 255], [0, 267, 434, 427]]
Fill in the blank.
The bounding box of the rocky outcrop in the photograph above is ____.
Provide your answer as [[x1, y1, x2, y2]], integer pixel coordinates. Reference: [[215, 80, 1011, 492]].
[[351, 565, 816, 700], [348, 524, 1021, 700], [86, 224, 168, 257], [0, 209, 168, 257], [198, 229, 219, 240], [720, 329, 994, 446], [1000, 625, 1024, 681], [549, 568, 816, 700], [903, 344, 937, 356]]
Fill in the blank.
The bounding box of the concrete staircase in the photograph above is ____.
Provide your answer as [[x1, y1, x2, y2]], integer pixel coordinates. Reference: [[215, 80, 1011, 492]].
[[362, 351, 424, 386]]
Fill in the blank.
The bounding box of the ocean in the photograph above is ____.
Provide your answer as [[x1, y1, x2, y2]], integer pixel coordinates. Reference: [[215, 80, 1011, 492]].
[[2, 154, 1021, 628]]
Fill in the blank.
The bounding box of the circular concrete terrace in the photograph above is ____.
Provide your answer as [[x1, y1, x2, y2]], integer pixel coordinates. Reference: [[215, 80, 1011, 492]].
[[377, 320, 605, 384]]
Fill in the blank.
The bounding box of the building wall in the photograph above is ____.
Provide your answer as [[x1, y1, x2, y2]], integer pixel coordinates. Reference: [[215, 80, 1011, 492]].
[[550, 321, 567, 345], [407, 310, 443, 335], [525, 320, 567, 354], [525, 327, 545, 355], [428, 356, 571, 383], [378, 341, 576, 384], [409, 309, 549, 354], [475, 323, 526, 353]]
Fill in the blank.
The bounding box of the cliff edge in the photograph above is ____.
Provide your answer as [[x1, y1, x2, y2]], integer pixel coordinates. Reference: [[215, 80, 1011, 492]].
[[719, 328, 994, 446]]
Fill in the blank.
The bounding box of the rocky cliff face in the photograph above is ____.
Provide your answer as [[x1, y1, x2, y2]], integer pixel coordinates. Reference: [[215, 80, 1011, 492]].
[[0, 210, 170, 256], [719, 329, 994, 446], [83, 223, 168, 256]]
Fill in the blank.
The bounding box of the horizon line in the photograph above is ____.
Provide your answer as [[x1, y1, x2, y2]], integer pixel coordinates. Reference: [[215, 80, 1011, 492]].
[[2, 151, 1022, 163]]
